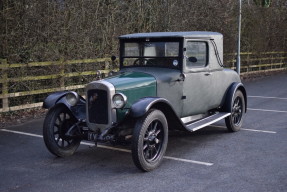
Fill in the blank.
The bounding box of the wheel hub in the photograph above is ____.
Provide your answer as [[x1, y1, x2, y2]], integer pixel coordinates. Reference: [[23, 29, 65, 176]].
[[148, 133, 156, 142], [232, 97, 243, 125], [143, 120, 164, 161]]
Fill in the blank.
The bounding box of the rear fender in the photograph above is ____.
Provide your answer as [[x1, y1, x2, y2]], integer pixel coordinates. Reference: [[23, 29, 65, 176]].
[[222, 82, 247, 113]]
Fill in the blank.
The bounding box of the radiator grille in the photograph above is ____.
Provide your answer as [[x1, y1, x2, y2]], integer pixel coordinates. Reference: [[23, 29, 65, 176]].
[[87, 89, 108, 124]]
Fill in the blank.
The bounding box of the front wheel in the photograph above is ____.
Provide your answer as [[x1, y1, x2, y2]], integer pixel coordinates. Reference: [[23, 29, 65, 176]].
[[43, 105, 81, 157], [131, 110, 168, 172], [225, 90, 245, 132]]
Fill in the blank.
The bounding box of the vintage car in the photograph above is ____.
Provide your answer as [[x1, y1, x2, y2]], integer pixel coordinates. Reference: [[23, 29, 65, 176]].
[[43, 31, 247, 171]]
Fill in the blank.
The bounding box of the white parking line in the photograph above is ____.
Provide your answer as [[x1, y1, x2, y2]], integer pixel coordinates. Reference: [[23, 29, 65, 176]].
[[248, 96, 287, 100], [247, 108, 287, 113], [0, 129, 44, 138], [81, 141, 213, 166], [210, 125, 277, 134], [0, 129, 214, 166], [163, 156, 213, 166]]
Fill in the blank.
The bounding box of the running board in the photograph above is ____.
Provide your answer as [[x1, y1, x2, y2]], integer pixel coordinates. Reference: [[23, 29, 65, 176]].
[[185, 112, 231, 132]]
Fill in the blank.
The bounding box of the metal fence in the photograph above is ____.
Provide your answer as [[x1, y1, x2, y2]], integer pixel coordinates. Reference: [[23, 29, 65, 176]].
[[1, 52, 286, 112]]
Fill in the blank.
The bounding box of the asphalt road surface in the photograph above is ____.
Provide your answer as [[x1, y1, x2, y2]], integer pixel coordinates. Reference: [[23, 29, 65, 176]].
[[1, 73, 287, 192]]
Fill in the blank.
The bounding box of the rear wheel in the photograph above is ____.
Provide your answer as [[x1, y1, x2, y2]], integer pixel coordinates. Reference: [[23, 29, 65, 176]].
[[43, 105, 81, 157], [131, 110, 168, 172], [225, 90, 245, 132]]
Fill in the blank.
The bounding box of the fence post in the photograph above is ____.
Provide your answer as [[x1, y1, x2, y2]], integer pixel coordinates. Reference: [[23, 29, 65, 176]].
[[270, 53, 273, 70], [246, 53, 250, 73], [1, 59, 9, 111], [60, 58, 65, 91]]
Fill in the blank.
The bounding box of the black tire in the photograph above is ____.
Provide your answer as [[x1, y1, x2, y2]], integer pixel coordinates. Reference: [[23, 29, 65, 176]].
[[43, 105, 81, 157], [225, 90, 245, 132], [131, 110, 168, 172]]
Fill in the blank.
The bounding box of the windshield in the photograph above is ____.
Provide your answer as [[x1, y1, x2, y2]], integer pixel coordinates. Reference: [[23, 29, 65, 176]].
[[121, 40, 181, 69]]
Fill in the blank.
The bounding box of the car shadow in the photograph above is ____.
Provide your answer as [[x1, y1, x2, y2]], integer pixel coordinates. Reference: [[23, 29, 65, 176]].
[[42, 125, 231, 174]]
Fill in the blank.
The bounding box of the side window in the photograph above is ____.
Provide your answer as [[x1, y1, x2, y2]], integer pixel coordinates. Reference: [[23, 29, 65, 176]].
[[186, 41, 208, 68]]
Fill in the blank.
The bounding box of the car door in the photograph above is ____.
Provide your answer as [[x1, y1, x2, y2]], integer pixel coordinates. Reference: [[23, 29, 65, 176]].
[[181, 40, 212, 117]]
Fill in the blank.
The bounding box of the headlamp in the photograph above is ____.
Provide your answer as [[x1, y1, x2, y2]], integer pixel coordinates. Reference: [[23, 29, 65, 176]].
[[65, 91, 79, 106], [112, 93, 127, 109]]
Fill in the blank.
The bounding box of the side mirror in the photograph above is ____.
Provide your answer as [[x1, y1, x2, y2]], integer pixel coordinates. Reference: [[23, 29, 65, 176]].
[[96, 70, 103, 80], [188, 57, 197, 63], [111, 55, 117, 61], [108, 70, 116, 77]]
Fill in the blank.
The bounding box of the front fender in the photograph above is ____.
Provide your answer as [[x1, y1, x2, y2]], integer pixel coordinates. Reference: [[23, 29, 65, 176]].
[[129, 97, 186, 131], [43, 91, 86, 120], [130, 97, 171, 118], [43, 91, 70, 109]]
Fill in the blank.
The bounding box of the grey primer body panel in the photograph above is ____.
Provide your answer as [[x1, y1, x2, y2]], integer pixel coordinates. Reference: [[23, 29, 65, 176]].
[[181, 69, 240, 116], [120, 31, 241, 118], [180, 33, 240, 116], [209, 69, 241, 109], [121, 67, 183, 116], [121, 67, 240, 119]]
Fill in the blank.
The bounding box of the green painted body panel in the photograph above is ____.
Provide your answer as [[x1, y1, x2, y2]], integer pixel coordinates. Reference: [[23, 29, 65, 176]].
[[105, 72, 157, 121]]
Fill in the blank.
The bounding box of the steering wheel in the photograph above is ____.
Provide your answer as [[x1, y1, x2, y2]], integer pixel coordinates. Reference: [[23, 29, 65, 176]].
[[133, 58, 154, 66]]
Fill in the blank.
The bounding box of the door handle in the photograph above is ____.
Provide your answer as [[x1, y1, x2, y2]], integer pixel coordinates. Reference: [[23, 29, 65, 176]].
[[205, 72, 212, 76]]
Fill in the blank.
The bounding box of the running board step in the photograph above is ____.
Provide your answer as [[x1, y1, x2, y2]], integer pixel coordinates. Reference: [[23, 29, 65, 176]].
[[185, 112, 231, 132]]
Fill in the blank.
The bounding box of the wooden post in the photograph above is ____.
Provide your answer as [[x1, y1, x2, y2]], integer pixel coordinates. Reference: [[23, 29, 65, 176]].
[[1, 59, 9, 111], [246, 53, 250, 73], [60, 58, 65, 91], [270, 53, 273, 70]]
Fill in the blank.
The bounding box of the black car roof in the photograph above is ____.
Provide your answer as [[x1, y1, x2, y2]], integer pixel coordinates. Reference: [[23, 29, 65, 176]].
[[119, 31, 222, 39]]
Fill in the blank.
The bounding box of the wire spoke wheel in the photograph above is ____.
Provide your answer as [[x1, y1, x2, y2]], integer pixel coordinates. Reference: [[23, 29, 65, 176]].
[[225, 90, 245, 132], [53, 111, 75, 149], [43, 105, 81, 157], [232, 97, 243, 126], [132, 110, 168, 172], [143, 120, 164, 162]]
